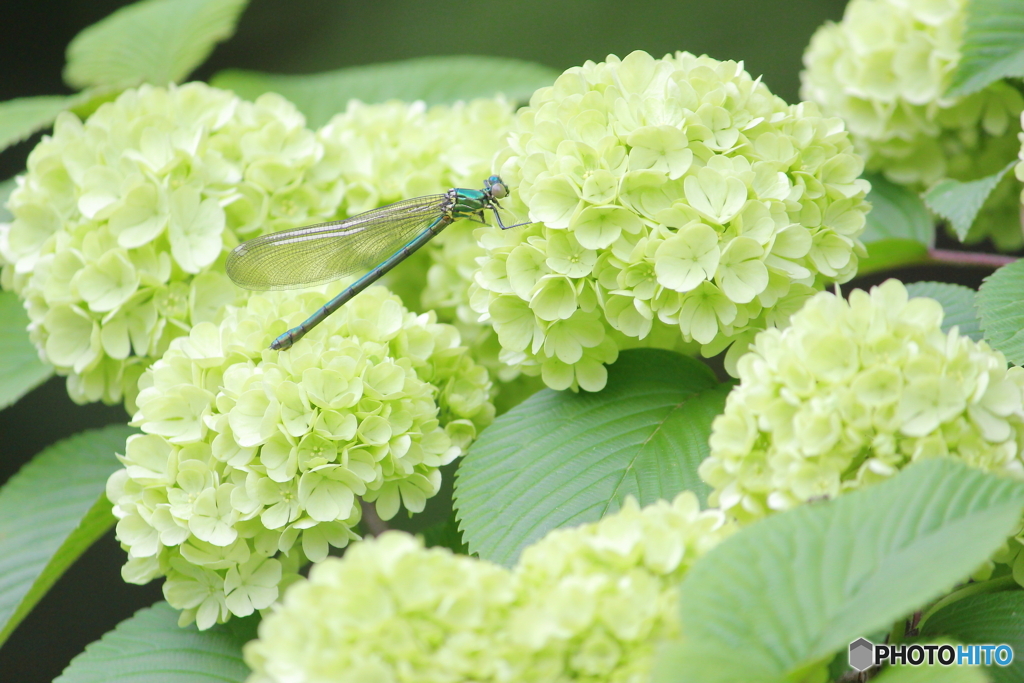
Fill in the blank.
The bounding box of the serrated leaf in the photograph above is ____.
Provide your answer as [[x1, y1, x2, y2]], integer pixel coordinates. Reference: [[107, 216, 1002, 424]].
[[0, 425, 134, 645], [654, 459, 1024, 683], [210, 56, 559, 128], [55, 601, 254, 683], [455, 348, 727, 567], [905, 281, 983, 341], [0, 95, 80, 152], [0, 87, 123, 156], [947, 0, 1024, 98], [921, 593, 1024, 683], [923, 162, 1016, 241], [977, 259, 1024, 365], [64, 0, 249, 90], [0, 289, 53, 410]]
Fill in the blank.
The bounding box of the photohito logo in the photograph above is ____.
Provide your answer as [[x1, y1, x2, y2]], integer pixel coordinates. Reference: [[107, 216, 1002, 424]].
[[848, 638, 1014, 671]]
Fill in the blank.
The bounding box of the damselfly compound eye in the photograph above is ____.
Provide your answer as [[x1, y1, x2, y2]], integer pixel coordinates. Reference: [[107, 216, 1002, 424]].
[[489, 177, 508, 199]]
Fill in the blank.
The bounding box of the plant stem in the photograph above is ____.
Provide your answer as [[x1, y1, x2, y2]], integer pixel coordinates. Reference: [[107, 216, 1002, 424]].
[[927, 248, 1017, 269], [360, 499, 390, 536]]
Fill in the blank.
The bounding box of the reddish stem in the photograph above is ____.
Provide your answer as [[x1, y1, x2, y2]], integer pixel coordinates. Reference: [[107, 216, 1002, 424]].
[[927, 248, 1017, 269]]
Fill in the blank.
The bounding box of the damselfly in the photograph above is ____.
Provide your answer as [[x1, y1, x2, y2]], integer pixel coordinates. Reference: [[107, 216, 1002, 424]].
[[226, 175, 528, 351]]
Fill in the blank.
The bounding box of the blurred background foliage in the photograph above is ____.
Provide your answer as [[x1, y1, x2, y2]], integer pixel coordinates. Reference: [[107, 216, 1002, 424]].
[[0, 1, 848, 680]]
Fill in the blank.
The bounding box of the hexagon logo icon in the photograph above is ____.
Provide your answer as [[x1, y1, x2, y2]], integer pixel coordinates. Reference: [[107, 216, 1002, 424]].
[[849, 638, 874, 672]]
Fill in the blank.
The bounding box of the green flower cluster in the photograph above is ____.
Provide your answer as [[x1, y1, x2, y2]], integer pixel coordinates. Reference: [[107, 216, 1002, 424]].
[[505, 493, 733, 682], [700, 279, 1024, 525], [0, 83, 339, 410], [243, 492, 734, 683], [801, 0, 1024, 249], [311, 99, 520, 379], [471, 50, 870, 392], [314, 98, 514, 223], [106, 285, 493, 629], [245, 532, 515, 683]]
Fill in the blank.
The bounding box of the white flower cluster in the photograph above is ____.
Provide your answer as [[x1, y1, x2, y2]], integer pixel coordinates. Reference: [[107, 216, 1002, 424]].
[[701, 280, 1024, 524], [471, 51, 870, 392], [801, 0, 1024, 248], [107, 286, 493, 628], [244, 492, 734, 683], [0, 83, 339, 409]]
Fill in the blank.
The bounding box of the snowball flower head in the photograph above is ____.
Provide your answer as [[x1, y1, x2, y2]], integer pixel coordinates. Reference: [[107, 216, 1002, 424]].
[[311, 98, 521, 380], [314, 98, 515, 220], [700, 279, 1024, 524], [243, 492, 734, 683], [505, 492, 734, 682], [801, 0, 1024, 249], [244, 532, 516, 683], [106, 285, 493, 629], [473, 50, 870, 392], [0, 83, 339, 410]]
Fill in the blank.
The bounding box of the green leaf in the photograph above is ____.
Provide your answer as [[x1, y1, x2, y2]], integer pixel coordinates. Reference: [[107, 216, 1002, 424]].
[[921, 592, 1024, 683], [862, 173, 935, 247], [455, 348, 727, 567], [64, 0, 249, 90], [859, 238, 931, 276], [54, 601, 254, 683], [0, 87, 124, 157], [0, 425, 134, 645], [826, 627, 891, 681], [0, 289, 53, 410], [66, 87, 125, 121], [947, 0, 1024, 98], [873, 659, 990, 683], [858, 173, 934, 275], [977, 259, 1024, 365], [0, 95, 79, 152], [211, 56, 560, 128], [923, 162, 1016, 242], [905, 281, 983, 341], [654, 459, 1024, 683]]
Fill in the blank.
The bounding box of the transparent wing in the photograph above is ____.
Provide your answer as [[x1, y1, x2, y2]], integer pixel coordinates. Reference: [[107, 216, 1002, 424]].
[[227, 195, 449, 290]]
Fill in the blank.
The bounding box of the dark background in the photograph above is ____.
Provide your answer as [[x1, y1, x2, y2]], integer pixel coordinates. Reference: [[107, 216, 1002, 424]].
[[3, 1, 989, 681]]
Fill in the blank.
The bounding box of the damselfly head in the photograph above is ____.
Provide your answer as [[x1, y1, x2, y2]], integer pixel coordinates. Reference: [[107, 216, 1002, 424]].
[[486, 175, 508, 199]]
